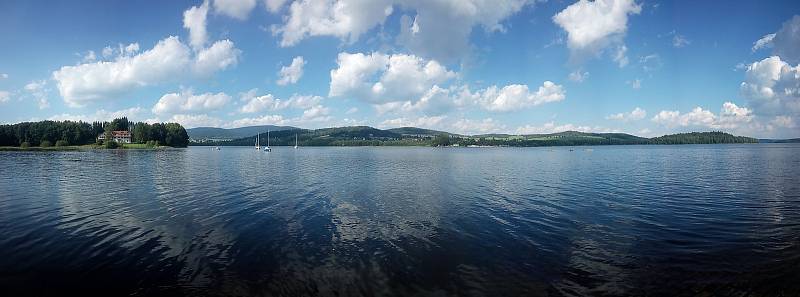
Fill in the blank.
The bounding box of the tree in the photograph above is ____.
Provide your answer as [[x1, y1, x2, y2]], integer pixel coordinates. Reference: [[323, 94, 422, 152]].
[[432, 134, 451, 147], [105, 140, 119, 149]]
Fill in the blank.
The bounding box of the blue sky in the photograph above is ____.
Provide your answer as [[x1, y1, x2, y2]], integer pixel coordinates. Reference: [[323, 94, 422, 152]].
[[1, 0, 799, 137]]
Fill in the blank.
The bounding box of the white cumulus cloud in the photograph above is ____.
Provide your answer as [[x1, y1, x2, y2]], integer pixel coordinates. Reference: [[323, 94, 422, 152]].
[[239, 91, 322, 113], [476, 82, 565, 112], [606, 107, 646, 122], [380, 115, 446, 129], [273, 0, 531, 61], [553, 0, 641, 64], [184, 1, 210, 50], [752, 33, 775, 52], [265, 0, 288, 12], [740, 56, 800, 115], [213, 0, 257, 20], [152, 90, 232, 115], [515, 122, 594, 134], [450, 118, 506, 135], [277, 56, 306, 85], [651, 102, 753, 130], [395, 0, 530, 62], [274, 0, 394, 47], [193, 39, 241, 76], [329, 52, 456, 103], [226, 114, 286, 128], [52, 36, 239, 107], [772, 15, 800, 64]]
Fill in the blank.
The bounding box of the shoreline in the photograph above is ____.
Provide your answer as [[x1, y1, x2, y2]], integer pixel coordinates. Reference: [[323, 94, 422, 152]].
[[188, 142, 766, 148], [0, 145, 173, 151]]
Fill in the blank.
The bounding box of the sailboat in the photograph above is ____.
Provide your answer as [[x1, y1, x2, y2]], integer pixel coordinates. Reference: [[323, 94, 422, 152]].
[[294, 133, 298, 149], [255, 133, 260, 150], [263, 130, 272, 152]]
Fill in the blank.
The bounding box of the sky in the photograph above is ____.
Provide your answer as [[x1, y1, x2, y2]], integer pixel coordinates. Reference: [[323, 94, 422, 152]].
[[0, 0, 799, 138]]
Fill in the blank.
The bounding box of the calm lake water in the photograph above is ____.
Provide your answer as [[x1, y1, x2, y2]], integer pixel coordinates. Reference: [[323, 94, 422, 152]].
[[1, 145, 799, 296]]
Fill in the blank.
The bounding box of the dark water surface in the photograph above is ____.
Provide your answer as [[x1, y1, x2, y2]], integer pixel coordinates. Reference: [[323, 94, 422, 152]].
[[1, 145, 799, 296]]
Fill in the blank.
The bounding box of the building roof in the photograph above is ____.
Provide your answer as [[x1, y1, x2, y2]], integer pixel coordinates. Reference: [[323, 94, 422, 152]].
[[111, 131, 131, 137]]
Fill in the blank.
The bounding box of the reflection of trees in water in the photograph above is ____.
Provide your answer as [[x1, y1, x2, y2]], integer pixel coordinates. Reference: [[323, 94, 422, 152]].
[[54, 149, 239, 290]]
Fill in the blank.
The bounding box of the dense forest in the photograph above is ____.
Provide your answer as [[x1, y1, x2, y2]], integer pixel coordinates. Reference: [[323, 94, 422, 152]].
[[0, 117, 189, 148], [191, 126, 758, 147], [648, 132, 758, 144]]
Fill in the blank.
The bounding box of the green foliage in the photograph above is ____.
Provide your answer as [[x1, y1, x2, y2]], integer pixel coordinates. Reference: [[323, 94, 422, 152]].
[[0, 120, 93, 146], [432, 134, 451, 146], [55, 140, 69, 147], [20, 142, 30, 148], [95, 139, 104, 146], [146, 140, 159, 148], [105, 140, 119, 149], [0, 118, 189, 148], [40, 140, 52, 147]]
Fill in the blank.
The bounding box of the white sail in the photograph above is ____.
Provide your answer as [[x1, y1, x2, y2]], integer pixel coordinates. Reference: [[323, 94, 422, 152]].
[[264, 130, 271, 152]]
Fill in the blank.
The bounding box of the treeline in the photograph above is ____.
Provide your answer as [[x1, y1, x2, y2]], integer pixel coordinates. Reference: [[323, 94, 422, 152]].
[[129, 122, 189, 148], [191, 126, 760, 148], [648, 132, 757, 144], [0, 117, 189, 148], [449, 136, 650, 147], [0, 121, 102, 147]]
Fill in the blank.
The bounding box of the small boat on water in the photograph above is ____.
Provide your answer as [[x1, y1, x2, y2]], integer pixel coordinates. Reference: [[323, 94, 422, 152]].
[[294, 133, 298, 149], [263, 130, 271, 152], [255, 133, 260, 150]]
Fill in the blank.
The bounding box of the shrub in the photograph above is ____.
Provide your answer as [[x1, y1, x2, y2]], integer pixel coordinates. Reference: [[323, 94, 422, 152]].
[[20, 142, 30, 148], [95, 139, 104, 146], [55, 140, 69, 147], [40, 140, 52, 147], [105, 140, 119, 149]]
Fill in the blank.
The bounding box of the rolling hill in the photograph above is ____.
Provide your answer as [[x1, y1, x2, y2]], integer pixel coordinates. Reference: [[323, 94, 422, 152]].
[[191, 126, 759, 147], [187, 125, 297, 140]]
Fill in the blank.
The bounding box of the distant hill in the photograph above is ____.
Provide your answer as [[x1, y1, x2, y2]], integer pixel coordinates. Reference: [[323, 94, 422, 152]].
[[188, 125, 297, 140], [191, 126, 761, 147], [470, 131, 650, 146], [388, 127, 459, 137]]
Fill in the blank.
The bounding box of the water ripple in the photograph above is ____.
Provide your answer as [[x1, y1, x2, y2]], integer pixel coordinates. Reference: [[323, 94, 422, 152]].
[[1, 145, 799, 296]]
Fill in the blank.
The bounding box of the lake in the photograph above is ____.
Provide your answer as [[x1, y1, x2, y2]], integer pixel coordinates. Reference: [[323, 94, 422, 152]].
[[1, 145, 798, 296]]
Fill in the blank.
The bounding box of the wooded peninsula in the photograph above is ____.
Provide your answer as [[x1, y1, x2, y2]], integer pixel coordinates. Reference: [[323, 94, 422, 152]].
[[0, 117, 189, 149]]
